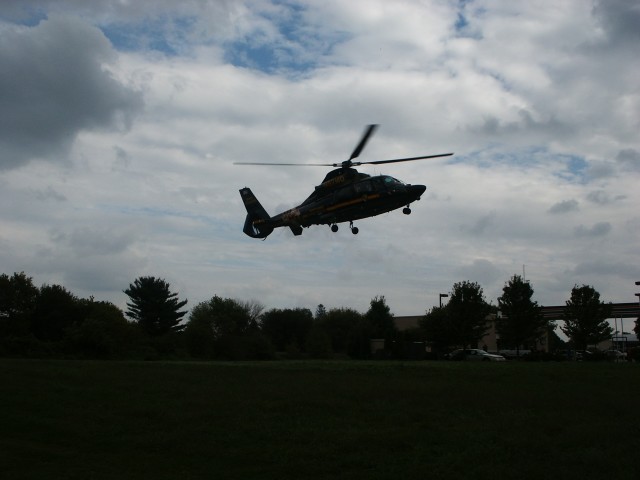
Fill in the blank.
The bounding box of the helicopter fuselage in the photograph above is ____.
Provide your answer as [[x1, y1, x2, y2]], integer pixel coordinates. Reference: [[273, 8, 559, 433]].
[[237, 124, 450, 238], [240, 167, 426, 237]]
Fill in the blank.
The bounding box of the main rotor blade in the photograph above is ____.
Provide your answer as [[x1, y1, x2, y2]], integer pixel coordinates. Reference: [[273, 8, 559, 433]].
[[349, 124, 378, 161], [233, 162, 334, 166], [353, 152, 454, 166], [234, 152, 453, 167]]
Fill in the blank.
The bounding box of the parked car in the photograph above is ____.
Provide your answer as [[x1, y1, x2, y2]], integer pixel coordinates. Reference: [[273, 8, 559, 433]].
[[604, 349, 627, 361], [556, 349, 591, 361], [556, 349, 578, 360], [498, 349, 531, 360], [448, 349, 506, 362]]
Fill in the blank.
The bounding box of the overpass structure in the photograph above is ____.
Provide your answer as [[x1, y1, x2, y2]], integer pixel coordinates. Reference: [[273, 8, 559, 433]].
[[541, 303, 639, 320], [393, 303, 639, 334]]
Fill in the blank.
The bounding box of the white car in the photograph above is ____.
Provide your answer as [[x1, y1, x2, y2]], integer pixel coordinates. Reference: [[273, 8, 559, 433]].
[[449, 349, 506, 362]]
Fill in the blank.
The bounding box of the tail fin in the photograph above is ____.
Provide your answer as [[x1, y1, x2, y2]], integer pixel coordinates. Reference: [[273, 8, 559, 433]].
[[239, 188, 274, 238]]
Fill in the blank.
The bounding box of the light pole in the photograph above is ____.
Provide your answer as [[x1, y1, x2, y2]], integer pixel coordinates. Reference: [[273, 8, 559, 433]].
[[439, 293, 449, 308], [633, 281, 640, 344]]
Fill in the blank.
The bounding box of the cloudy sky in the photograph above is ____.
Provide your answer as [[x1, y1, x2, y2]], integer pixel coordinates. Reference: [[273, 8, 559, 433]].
[[1, 0, 639, 321]]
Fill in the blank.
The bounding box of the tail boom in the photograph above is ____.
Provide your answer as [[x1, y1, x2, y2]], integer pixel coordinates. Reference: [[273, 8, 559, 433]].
[[240, 188, 274, 238]]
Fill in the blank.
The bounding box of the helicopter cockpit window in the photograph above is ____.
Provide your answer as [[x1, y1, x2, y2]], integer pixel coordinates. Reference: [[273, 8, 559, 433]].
[[383, 176, 405, 185]]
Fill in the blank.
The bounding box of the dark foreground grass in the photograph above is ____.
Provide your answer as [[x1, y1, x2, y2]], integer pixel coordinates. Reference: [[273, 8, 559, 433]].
[[1, 360, 639, 480]]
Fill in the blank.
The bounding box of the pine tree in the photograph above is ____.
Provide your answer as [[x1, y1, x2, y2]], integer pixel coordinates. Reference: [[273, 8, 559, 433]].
[[124, 276, 187, 336]]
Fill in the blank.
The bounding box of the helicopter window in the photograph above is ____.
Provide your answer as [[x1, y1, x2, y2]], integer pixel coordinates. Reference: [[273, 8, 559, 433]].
[[355, 181, 373, 193]]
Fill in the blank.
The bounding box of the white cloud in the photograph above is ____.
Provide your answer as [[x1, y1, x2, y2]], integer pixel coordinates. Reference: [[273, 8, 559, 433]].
[[0, 15, 143, 169], [548, 199, 579, 214], [586, 190, 625, 205], [1, 0, 639, 316], [616, 149, 640, 171], [574, 222, 612, 238]]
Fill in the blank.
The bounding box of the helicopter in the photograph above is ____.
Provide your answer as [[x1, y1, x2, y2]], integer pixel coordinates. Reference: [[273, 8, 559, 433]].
[[237, 124, 453, 238]]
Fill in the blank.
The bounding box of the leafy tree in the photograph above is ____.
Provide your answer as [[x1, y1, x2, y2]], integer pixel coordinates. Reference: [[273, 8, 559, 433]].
[[124, 276, 187, 336], [66, 300, 142, 358], [320, 307, 364, 355], [31, 284, 84, 342], [346, 314, 375, 359], [239, 299, 265, 326], [420, 306, 455, 357], [496, 275, 551, 354], [447, 281, 492, 349], [193, 295, 257, 338], [0, 272, 39, 338], [305, 325, 332, 358], [365, 295, 397, 339], [185, 295, 269, 359], [260, 308, 313, 352], [184, 305, 216, 359], [561, 284, 613, 349], [315, 304, 327, 321]]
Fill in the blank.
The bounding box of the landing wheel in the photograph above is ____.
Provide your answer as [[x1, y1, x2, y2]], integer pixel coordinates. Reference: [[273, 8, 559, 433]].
[[349, 222, 359, 235], [403, 207, 411, 215], [331, 224, 339, 233]]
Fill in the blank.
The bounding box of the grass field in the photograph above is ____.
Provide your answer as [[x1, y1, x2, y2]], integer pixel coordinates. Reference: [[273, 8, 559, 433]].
[[1, 359, 639, 480]]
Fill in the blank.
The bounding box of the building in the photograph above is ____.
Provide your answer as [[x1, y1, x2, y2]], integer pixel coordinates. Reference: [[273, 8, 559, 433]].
[[392, 301, 639, 355], [596, 332, 639, 352]]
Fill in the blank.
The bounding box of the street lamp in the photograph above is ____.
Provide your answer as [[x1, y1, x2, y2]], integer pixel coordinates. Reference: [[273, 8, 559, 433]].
[[439, 293, 449, 308], [635, 282, 639, 337]]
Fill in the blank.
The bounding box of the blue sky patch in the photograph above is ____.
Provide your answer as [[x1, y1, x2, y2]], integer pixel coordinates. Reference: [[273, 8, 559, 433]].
[[101, 16, 196, 56], [223, 2, 345, 75], [456, 146, 589, 184], [9, 13, 46, 27], [455, 12, 469, 31], [454, 0, 484, 39], [560, 155, 589, 183], [224, 40, 317, 74]]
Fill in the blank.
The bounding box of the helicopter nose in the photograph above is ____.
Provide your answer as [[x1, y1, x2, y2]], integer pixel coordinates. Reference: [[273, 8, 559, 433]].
[[409, 184, 426, 199]]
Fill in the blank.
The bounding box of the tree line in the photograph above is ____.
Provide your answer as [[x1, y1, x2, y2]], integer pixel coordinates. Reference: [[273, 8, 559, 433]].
[[422, 277, 615, 358], [0, 271, 621, 360]]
